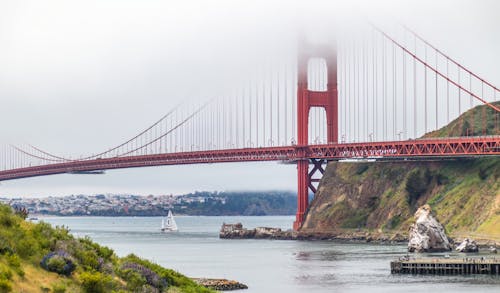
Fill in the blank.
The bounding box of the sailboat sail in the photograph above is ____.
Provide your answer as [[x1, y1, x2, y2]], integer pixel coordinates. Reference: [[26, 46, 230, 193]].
[[161, 210, 178, 232]]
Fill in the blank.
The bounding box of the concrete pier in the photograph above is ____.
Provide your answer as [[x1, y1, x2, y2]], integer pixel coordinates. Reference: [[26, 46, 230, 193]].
[[391, 257, 500, 275]]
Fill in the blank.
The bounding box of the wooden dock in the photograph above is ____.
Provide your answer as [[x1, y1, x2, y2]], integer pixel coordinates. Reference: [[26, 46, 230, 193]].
[[391, 257, 500, 275]]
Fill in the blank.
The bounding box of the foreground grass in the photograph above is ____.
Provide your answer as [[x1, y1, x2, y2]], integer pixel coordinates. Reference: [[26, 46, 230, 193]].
[[0, 204, 214, 293]]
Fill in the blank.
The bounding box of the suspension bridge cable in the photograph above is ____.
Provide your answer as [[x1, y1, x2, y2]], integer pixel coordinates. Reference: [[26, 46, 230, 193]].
[[401, 24, 500, 93], [119, 101, 211, 156], [373, 25, 500, 113]]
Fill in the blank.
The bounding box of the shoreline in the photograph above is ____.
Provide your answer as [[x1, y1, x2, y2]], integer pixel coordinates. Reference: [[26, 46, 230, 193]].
[[220, 224, 500, 248], [31, 213, 295, 217]]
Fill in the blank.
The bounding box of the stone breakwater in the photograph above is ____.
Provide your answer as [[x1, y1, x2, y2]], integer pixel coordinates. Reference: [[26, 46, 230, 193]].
[[192, 278, 248, 291], [219, 223, 407, 243], [219, 223, 498, 249], [219, 223, 296, 239]]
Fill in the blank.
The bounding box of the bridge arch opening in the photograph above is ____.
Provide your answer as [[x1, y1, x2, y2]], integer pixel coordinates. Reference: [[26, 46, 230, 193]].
[[307, 58, 328, 92], [308, 107, 328, 144]]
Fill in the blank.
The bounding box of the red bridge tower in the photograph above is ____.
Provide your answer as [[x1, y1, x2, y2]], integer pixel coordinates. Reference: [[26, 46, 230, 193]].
[[294, 43, 338, 230]]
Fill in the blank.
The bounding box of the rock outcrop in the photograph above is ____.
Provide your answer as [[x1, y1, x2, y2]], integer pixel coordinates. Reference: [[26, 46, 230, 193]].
[[219, 223, 295, 239], [193, 278, 248, 291], [408, 205, 452, 252], [455, 238, 479, 252]]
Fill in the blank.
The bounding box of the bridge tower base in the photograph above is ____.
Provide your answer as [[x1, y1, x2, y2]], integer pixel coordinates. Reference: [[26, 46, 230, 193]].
[[293, 42, 338, 231]]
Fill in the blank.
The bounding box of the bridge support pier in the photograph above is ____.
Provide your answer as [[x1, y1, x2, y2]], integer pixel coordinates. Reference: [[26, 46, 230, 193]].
[[293, 158, 327, 230], [294, 159, 309, 230]]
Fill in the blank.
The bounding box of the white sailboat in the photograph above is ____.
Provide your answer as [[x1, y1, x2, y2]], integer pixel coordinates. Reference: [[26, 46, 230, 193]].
[[161, 210, 178, 232]]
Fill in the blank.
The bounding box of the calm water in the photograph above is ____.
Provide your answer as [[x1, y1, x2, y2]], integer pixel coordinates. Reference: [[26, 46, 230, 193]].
[[40, 216, 499, 292]]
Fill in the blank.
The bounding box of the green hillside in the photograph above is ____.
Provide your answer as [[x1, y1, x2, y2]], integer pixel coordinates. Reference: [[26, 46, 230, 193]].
[[0, 204, 214, 293], [302, 102, 500, 241], [424, 101, 500, 137]]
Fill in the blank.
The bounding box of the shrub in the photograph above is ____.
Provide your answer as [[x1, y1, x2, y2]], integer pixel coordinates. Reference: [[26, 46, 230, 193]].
[[0, 241, 13, 256], [80, 271, 115, 293], [51, 282, 67, 293], [405, 168, 431, 206], [6, 254, 23, 277], [355, 164, 369, 175], [12, 206, 28, 220], [47, 256, 67, 273], [478, 167, 488, 180], [119, 254, 211, 292], [77, 250, 100, 270], [120, 262, 168, 290], [15, 237, 38, 258], [40, 251, 76, 276], [435, 172, 449, 185], [387, 215, 402, 229], [31, 222, 71, 252], [0, 279, 12, 293], [6, 254, 20, 269], [120, 269, 147, 291], [0, 266, 12, 281], [0, 214, 14, 228]]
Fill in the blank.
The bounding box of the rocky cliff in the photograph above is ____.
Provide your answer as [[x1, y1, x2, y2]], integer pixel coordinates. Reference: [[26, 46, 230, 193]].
[[301, 102, 500, 241]]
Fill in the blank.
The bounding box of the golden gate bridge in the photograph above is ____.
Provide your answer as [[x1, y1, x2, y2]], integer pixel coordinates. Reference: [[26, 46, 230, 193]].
[[1, 23, 499, 229]]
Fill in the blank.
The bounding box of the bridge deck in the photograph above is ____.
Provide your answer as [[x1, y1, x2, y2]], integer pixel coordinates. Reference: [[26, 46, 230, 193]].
[[1, 137, 499, 182]]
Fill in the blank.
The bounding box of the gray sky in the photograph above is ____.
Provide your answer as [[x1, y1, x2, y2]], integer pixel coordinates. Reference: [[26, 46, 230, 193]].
[[0, 0, 499, 197]]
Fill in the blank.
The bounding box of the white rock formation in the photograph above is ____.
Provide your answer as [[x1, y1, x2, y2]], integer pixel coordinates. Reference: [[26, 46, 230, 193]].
[[455, 238, 479, 252], [407, 204, 452, 252]]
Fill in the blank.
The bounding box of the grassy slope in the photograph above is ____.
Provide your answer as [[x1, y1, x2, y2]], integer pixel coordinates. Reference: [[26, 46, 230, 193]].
[[424, 101, 500, 138], [0, 204, 214, 293], [302, 102, 500, 240]]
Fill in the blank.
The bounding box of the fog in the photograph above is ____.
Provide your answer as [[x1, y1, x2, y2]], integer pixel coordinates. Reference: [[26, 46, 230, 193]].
[[0, 0, 499, 196]]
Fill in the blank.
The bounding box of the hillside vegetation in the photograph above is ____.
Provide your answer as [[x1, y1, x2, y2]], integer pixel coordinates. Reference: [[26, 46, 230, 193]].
[[0, 204, 214, 293], [176, 191, 296, 216], [302, 102, 500, 240], [424, 101, 500, 137]]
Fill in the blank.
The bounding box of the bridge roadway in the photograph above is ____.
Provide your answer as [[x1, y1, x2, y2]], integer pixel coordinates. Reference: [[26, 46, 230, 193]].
[[0, 137, 499, 181]]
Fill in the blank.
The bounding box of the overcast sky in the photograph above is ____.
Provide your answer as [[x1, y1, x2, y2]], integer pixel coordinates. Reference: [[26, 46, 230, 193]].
[[0, 0, 499, 197]]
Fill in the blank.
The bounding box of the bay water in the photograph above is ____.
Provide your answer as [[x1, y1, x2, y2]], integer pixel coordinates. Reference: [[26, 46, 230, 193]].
[[41, 216, 499, 292]]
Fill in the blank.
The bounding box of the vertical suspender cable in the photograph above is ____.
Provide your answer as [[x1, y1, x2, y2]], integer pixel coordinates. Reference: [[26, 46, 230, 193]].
[[424, 46, 428, 134], [242, 88, 245, 148], [435, 50, 438, 130], [458, 68, 461, 128], [393, 43, 396, 140], [413, 35, 417, 138], [383, 37, 387, 140], [284, 64, 288, 144], [403, 42, 407, 139], [249, 82, 252, 147], [372, 32, 376, 140], [470, 73, 473, 135], [482, 83, 486, 135], [447, 59, 450, 124], [277, 69, 280, 145], [256, 79, 259, 147], [262, 76, 266, 146], [291, 61, 296, 143], [270, 66, 273, 145], [356, 40, 361, 142], [365, 36, 369, 141]]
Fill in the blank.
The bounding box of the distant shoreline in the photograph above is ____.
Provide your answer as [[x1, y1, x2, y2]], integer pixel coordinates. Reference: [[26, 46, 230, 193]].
[[32, 213, 295, 217]]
